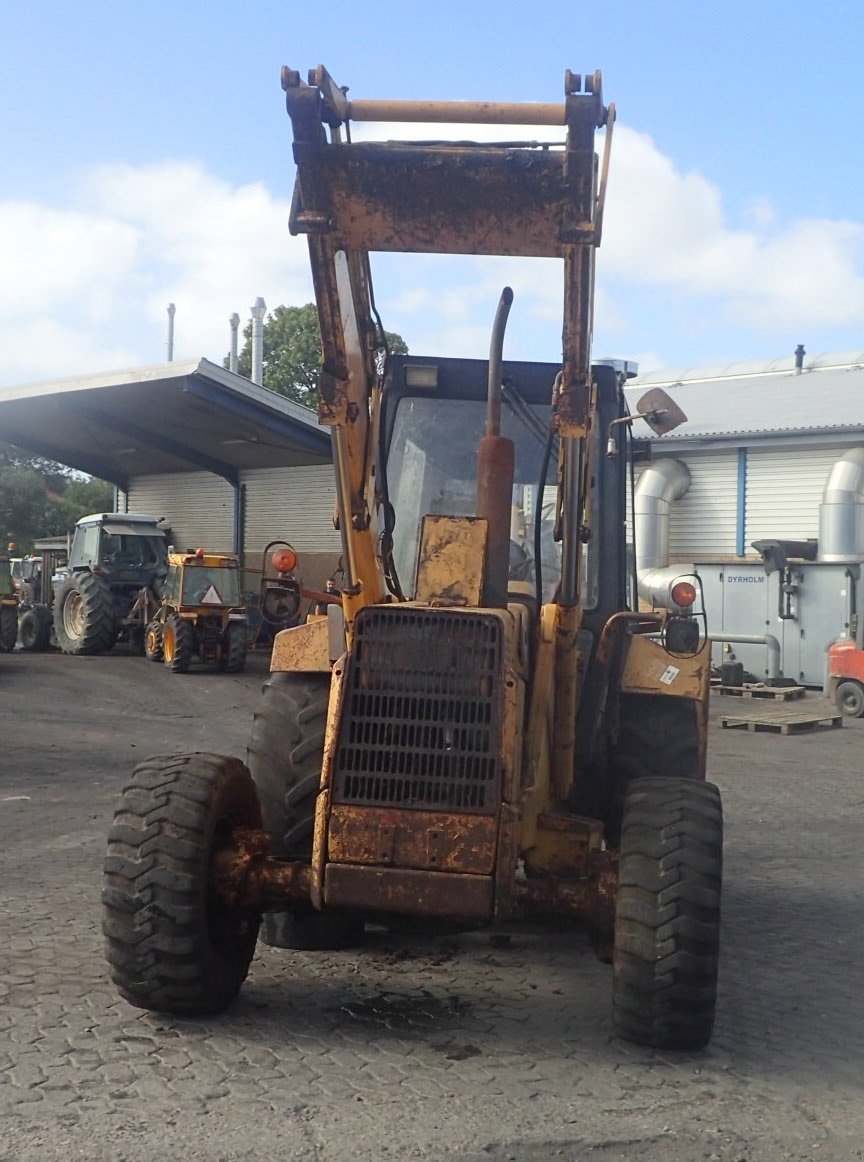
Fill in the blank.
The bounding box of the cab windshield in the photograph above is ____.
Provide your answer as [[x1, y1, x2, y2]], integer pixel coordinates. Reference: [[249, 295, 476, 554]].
[[386, 394, 561, 600]]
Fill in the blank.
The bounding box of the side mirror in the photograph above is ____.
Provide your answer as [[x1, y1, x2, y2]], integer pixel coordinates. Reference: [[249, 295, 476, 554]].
[[635, 388, 687, 436]]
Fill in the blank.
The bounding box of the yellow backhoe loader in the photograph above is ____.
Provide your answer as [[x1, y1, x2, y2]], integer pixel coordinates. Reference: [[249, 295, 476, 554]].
[[103, 67, 721, 1050]]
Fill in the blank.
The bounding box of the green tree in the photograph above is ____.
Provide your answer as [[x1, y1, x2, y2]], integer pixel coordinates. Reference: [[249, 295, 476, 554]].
[[0, 467, 51, 550], [0, 443, 71, 493], [0, 462, 115, 552], [42, 477, 115, 536], [227, 303, 408, 409]]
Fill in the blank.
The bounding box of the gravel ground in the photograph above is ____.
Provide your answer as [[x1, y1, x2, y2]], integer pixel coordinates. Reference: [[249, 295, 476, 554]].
[[1, 649, 863, 1161]]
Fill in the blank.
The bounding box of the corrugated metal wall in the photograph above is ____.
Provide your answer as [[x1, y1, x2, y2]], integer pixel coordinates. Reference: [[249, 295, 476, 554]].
[[745, 446, 846, 546], [241, 466, 341, 555], [633, 444, 859, 561], [127, 473, 235, 552], [631, 451, 739, 560], [668, 451, 739, 559]]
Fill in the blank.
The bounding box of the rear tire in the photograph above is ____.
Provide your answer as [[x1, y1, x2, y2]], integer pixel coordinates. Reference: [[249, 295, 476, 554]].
[[53, 573, 116, 655], [102, 752, 261, 1015], [247, 672, 364, 950], [163, 614, 193, 673], [835, 679, 864, 718], [0, 605, 17, 651], [613, 776, 723, 1051], [605, 694, 702, 837], [222, 621, 247, 673]]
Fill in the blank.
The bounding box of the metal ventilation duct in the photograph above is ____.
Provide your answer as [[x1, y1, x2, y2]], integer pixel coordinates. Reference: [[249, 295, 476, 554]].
[[634, 457, 695, 608], [818, 448, 864, 562]]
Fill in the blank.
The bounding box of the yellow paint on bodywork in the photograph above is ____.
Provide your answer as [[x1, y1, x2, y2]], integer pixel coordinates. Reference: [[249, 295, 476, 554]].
[[311, 662, 348, 909], [414, 515, 487, 606], [524, 813, 603, 877], [270, 617, 331, 673], [520, 602, 558, 849], [621, 634, 710, 700]]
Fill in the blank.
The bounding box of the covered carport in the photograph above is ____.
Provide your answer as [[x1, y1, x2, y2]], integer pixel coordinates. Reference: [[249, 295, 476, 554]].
[[0, 357, 341, 585]]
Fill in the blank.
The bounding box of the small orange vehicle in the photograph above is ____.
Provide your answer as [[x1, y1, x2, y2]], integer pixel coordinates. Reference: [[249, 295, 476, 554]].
[[145, 549, 247, 674], [827, 637, 864, 716]]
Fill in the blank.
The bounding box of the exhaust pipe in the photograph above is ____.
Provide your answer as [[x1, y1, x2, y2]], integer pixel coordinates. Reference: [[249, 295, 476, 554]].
[[477, 288, 515, 608]]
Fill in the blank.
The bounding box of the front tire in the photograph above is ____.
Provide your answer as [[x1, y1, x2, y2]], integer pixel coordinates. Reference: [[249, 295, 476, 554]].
[[18, 608, 51, 651], [102, 752, 262, 1015], [144, 620, 164, 662], [163, 614, 193, 673], [53, 573, 116, 655], [613, 776, 723, 1051], [247, 672, 364, 950], [835, 679, 864, 718]]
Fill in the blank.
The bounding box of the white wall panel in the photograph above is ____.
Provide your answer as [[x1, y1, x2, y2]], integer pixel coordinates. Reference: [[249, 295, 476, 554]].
[[127, 473, 235, 552], [631, 451, 739, 561], [241, 466, 341, 555], [745, 446, 849, 546]]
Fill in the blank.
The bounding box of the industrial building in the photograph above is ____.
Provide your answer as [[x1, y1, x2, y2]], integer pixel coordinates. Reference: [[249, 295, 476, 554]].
[[4, 346, 864, 684], [625, 348, 864, 685]]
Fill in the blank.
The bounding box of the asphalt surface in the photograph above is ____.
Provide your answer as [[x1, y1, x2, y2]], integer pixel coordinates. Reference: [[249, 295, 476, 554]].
[[2, 649, 864, 1160]]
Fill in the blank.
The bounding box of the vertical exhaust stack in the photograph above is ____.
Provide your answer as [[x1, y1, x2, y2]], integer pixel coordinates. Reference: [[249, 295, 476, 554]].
[[477, 288, 515, 608], [250, 297, 267, 386], [794, 344, 806, 374], [166, 303, 176, 362], [818, 448, 864, 562], [229, 313, 240, 374]]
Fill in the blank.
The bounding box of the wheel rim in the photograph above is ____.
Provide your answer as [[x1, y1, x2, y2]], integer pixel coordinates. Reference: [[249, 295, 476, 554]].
[[63, 591, 85, 638], [146, 629, 159, 654], [840, 685, 862, 715], [163, 626, 175, 661]]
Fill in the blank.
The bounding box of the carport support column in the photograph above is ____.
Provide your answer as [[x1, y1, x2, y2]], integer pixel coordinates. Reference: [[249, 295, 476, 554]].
[[736, 447, 747, 557], [233, 482, 245, 562]]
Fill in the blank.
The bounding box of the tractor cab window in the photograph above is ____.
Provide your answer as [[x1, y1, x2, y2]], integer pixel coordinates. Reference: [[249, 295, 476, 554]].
[[164, 564, 183, 604], [181, 566, 241, 608], [99, 531, 163, 569], [74, 524, 101, 566], [386, 395, 561, 601]]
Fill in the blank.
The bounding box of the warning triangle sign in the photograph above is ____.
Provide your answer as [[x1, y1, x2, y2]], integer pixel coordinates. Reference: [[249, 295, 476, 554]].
[[200, 584, 223, 605]]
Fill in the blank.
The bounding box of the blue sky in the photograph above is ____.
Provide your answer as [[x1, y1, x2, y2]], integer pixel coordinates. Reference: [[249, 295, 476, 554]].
[[3, 0, 864, 387]]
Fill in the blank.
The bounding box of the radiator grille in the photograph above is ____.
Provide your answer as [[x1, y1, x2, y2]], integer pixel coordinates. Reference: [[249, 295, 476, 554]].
[[332, 607, 504, 813]]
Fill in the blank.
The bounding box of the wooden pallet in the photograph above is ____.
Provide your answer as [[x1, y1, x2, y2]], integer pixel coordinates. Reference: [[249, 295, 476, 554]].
[[712, 682, 806, 702], [721, 703, 843, 735]]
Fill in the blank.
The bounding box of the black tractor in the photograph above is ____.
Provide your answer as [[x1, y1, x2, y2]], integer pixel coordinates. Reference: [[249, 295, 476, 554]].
[[53, 513, 168, 656]]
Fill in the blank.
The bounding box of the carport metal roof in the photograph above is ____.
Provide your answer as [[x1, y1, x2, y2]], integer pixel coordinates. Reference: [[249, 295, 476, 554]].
[[0, 358, 331, 489]]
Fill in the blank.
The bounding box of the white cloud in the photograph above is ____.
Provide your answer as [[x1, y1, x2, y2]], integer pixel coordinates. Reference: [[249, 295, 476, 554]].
[[1, 124, 864, 389], [603, 127, 864, 332], [0, 161, 313, 388], [0, 201, 139, 317]]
